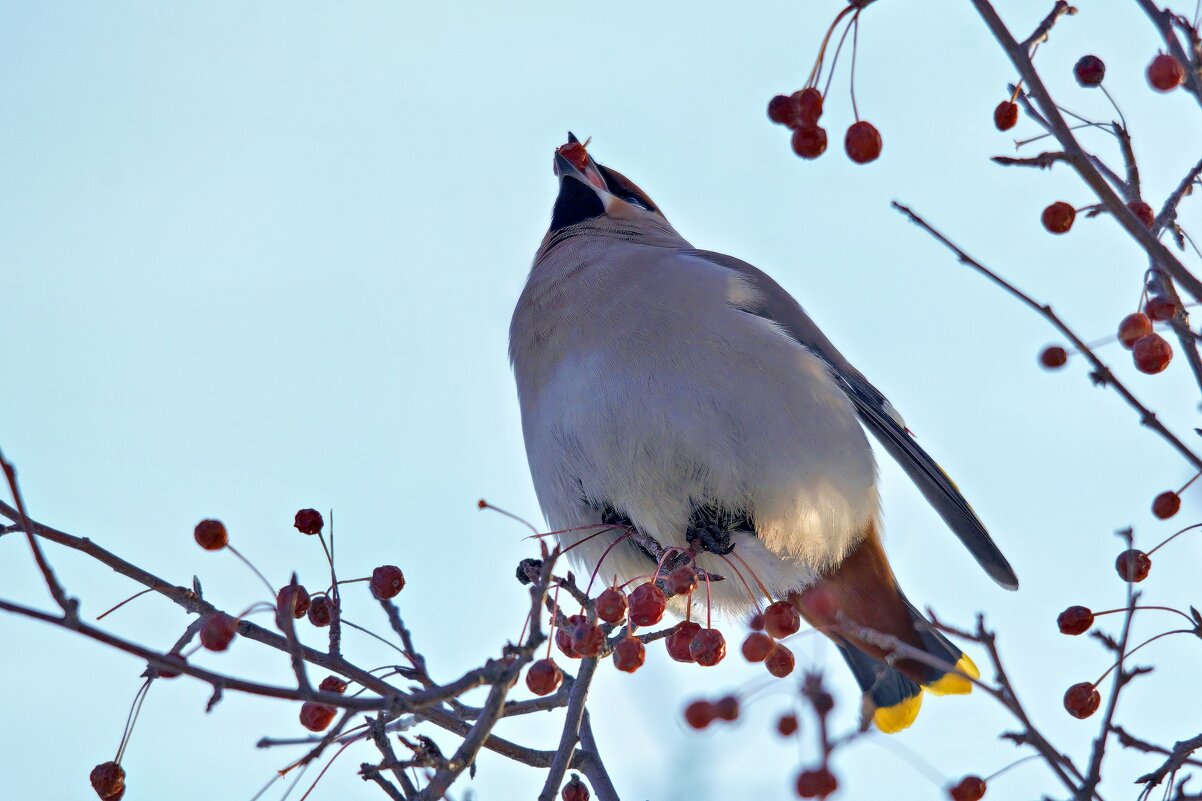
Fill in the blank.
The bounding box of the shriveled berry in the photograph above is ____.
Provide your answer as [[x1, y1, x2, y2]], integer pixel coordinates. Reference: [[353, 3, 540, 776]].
[[1153, 490, 1181, 519], [748, 612, 765, 631], [845, 121, 882, 164], [794, 87, 824, 123], [1133, 333, 1172, 374], [777, 714, 799, 736], [1128, 201, 1155, 228], [594, 587, 627, 624], [689, 628, 726, 666], [796, 767, 838, 798], [613, 637, 646, 673], [1115, 549, 1152, 582], [370, 565, 405, 599], [791, 125, 828, 160], [556, 614, 587, 659], [307, 595, 335, 627], [666, 566, 698, 596], [319, 675, 348, 694], [571, 619, 605, 658], [1074, 55, 1106, 87], [1057, 605, 1094, 635], [763, 600, 801, 639], [562, 774, 590, 801], [1040, 346, 1068, 369], [713, 695, 739, 721], [949, 775, 987, 801], [628, 582, 667, 627], [810, 691, 835, 715], [742, 631, 775, 662], [276, 584, 311, 625], [684, 699, 716, 729], [1145, 295, 1179, 322], [299, 701, 336, 731], [765, 643, 796, 678], [526, 658, 563, 696], [1041, 201, 1075, 234], [993, 101, 1018, 131], [200, 612, 237, 651], [1117, 313, 1153, 349], [768, 94, 802, 126], [293, 508, 323, 535], [193, 519, 228, 551], [1148, 53, 1185, 91], [1063, 682, 1101, 718], [666, 620, 701, 662], [90, 761, 125, 800]]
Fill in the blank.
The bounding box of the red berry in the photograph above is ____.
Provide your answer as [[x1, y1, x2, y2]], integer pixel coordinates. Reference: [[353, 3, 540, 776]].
[[90, 761, 125, 800], [1063, 682, 1101, 719], [765, 643, 796, 678], [526, 657, 564, 696], [1128, 201, 1155, 228], [594, 587, 627, 624], [809, 690, 835, 715], [1040, 346, 1068, 369], [845, 121, 882, 164], [299, 701, 336, 732], [949, 775, 987, 801], [319, 675, 348, 694], [689, 628, 726, 666], [684, 699, 716, 729], [1115, 549, 1152, 582], [713, 695, 739, 721], [628, 582, 667, 627], [741, 631, 775, 662], [1148, 53, 1185, 91], [666, 620, 701, 662], [1145, 295, 1179, 322], [276, 584, 312, 626], [370, 565, 405, 599], [556, 614, 587, 659], [666, 566, 698, 596], [1153, 490, 1182, 519], [1041, 201, 1075, 234], [993, 101, 1018, 131], [768, 94, 802, 126], [307, 595, 335, 627], [794, 87, 824, 123], [293, 508, 324, 535], [155, 652, 186, 679], [763, 600, 801, 639], [557, 141, 590, 172], [791, 125, 828, 160], [1117, 313, 1153, 349], [571, 619, 605, 658], [1074, 55, 1106, 87], [796, 767, 838, 798], [1057, 605, 1094, 635], [613, 637, 646, 673], [200, 612, 237, 652], [1133, 333, 1172, 374], [777, 714, 799, 736], [193, 519, 228, 551], [562, 774, 590, 801]]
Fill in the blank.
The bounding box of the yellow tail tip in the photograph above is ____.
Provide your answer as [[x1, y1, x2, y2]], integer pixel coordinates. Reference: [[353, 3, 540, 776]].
[[873, 691, 924, 734], [925, 655, 979, 696]]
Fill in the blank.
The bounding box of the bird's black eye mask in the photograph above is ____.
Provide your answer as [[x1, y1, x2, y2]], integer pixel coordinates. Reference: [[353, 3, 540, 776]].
[[596, 164, 660, 214], [550, 176, 606, 232]]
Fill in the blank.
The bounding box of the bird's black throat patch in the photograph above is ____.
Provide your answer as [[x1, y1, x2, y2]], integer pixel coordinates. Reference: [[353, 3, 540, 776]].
[[549, 176, 605, 232]]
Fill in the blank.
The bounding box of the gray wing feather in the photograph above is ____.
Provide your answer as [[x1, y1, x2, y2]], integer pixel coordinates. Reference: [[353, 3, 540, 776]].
[[684, 249, 1018, 590]]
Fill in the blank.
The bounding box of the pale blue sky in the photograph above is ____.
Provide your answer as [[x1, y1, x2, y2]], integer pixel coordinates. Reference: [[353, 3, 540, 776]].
[[3, 2, 1201, 799]]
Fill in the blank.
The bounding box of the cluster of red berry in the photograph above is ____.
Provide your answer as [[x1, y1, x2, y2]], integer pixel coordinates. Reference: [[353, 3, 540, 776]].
[[768, 88, 881, 164]]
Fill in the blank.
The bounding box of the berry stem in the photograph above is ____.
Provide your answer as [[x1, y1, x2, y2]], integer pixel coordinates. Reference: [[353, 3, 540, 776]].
[[716, 552, 765, 614], [982, 754, 1042, 783], [729, 550, 774, 602], [584, 530, 634, 596], [340, 618, 409, 657], [702, 567, 713, 629], [114, 677, 152, 764], [546, 580, 562, 659], [1093, 604, 1195, 625], [297, 735, 358, 801], [225, 544, 277, 598], [96, 587, 155, 621], [848, 12, 862, 122], [1093, 628, 1193, 685], [477, 499, 540, 535], [1178, 469, 1202, 494], [821, 11, 857, 100], [1147, 522, 1202, 556], [807, 4, 858, 89]]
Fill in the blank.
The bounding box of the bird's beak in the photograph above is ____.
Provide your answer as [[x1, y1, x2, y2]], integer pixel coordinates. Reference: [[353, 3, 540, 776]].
[[554, 132, 609, 193]]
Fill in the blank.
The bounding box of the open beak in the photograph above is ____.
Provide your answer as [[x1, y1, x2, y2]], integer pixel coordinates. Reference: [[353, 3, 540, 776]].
[[554, 132, 609, 193]]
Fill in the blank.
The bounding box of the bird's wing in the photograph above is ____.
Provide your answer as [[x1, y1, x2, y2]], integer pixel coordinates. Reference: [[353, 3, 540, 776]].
[[682, 249, 1018, 590]]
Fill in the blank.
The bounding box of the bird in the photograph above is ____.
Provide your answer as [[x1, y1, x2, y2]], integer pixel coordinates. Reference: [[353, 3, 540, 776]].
[[509, 135, 1018, 733]]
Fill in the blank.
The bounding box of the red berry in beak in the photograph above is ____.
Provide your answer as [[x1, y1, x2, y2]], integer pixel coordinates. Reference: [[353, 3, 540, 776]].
[[1152, 490, 1181, 519], [666, 620, 701, 663], [613, 637, 646, 673], [299, 701, 336, 731], [765, 643, 796, 677], [949, 775, 987, 801], [684, 699, 716, 729], [193, 519, 228, 551], [1057, 605, 1094, 635], [741, 631, 775, 662], [628, 582, 667, 627], [993, 101, 1018, 131], [689, 628, 727, 666], [1117, 313, 1153, 349], [370, 565, 405, 599], [1039, 346, 1068, 369], [200, 612, 238, 652], [293, 508, 324, 535], [1074, 55, 1106, 87], [1132, 333, 1172, 374], [844, 121, 882, 164], [763, 600, 801, 639], [90, 761, 126, 799], [594, 587, 627, 624], [1148, 53, 1185, 91], [1115, 549, 1152, 582], [557, 141, 591, 172], [1041, 201, 1076, 233], [526, 658, 563, 696], [1063, 682, 1101, 718]]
